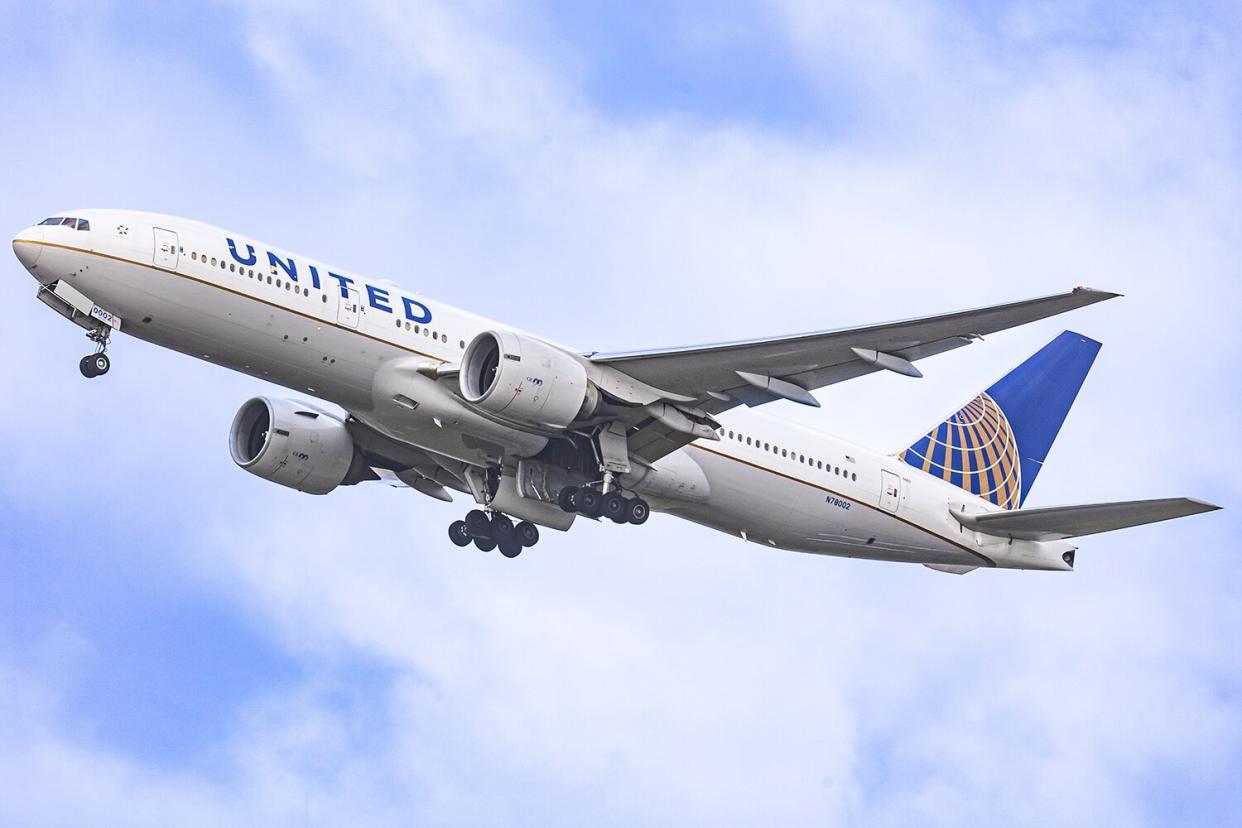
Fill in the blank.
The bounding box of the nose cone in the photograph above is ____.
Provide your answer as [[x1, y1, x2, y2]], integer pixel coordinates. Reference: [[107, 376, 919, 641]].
[[13, 227, 43, 269]]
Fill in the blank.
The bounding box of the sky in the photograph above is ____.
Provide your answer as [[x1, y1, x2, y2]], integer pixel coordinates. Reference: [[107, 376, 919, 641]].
[[1, 0, 1240, 824]]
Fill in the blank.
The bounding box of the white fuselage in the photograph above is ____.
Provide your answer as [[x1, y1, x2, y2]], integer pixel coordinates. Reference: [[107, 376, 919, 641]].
[[13, 209, 1074, 571]]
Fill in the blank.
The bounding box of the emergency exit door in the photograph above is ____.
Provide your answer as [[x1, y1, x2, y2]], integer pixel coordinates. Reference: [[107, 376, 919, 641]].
[[153, 227, 179, 271]]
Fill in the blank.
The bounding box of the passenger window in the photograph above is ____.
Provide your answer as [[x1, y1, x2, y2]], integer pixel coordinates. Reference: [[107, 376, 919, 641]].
[[442, 334, 448, 343], [321, 295, 328, 303], [211, 257, 217, 266], [459, 340, 465, 349], [230, 263, 236, 272], [852, 473, 857, 481], [267, 276, 273, 284], [191, 252, 198, 261], [220, 260, 226, 269]]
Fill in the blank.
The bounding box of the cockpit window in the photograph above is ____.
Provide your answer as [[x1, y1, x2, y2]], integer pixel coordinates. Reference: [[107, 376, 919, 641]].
[[38, 216, 89, 230]]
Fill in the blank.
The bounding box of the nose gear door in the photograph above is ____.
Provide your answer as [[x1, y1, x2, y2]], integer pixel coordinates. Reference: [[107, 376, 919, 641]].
[[153, 227, 179, 271]]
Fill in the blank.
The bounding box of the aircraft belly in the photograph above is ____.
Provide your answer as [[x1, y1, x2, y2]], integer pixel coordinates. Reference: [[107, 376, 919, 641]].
[[682, 446, 983, 566]]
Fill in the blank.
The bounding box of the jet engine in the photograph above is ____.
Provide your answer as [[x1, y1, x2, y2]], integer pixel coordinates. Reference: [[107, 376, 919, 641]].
[[229, 396, 368, 494], [460, 330, 599, 430]]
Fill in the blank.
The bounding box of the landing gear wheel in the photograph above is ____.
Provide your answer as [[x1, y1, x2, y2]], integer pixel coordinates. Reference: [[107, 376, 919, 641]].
[[465, 509, 492, 538], [602, 491, 628, 523], [515, 521, 540, 547], [448, 520, 471, 547], [625, 497, 650, 525], [474, 536, 497, 552], [80, 353, 109, 378], [577, 488, 601, 518], [498, 537, 523, 558], [558, 486, 578, 513], [491, 514, 516, 543]]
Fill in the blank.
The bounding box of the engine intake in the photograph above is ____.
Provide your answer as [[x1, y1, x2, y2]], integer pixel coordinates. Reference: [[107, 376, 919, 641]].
[[460, 331, 598, 430], [229, 397, 365, 494]]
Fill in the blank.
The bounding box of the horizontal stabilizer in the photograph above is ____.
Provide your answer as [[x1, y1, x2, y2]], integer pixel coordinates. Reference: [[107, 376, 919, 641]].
[[951, 498, 1220, 541]]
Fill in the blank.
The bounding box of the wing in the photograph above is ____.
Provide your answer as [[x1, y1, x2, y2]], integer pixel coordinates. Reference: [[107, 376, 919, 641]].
[[591, 288, 1119, 410], [951, 498, 1221, 541]]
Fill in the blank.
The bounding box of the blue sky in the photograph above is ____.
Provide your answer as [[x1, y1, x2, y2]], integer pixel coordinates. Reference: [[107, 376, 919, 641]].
[[1, 1, 1240, 824]]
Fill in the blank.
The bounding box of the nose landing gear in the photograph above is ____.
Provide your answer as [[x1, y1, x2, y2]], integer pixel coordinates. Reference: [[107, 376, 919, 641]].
[[79, 328, 112, 378], [448, 510, 540, 558]]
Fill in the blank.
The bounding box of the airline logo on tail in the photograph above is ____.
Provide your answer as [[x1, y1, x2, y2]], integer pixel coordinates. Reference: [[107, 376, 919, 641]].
[[897, 330, 1103, 511], [899, 392, 1022, 509]]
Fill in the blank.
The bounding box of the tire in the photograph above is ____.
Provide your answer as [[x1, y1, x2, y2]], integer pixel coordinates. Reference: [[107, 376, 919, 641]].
[[465, 509, 492, 538], [558, 486, 578, 513], [448, 520, 471, 547], [474, 536, 497, 552], [602, 492, 627, 523], [92, 353, 110, 376], [79, 355, 98, 378], [498, 537, 523, 558], [577, 488, 601, 518], [492, 513, 516, 542], [515, 521, 540, 547], [625, 497, 650, 525]]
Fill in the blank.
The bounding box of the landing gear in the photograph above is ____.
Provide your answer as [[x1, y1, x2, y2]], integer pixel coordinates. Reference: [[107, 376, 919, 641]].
[[79, 353, 110, 378], [80, 327, 111, 378], [449, 510, 540, 557], [601, 491, 627, 524], [448, 520, 471, 547], [557, 485, 650, 526]]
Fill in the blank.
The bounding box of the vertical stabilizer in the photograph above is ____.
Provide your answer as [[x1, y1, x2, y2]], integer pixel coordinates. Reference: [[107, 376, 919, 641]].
[[899, 331, 1101, 508]]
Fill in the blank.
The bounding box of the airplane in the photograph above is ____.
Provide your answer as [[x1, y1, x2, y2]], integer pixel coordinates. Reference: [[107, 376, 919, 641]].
[[11, 209, 1220, 571]]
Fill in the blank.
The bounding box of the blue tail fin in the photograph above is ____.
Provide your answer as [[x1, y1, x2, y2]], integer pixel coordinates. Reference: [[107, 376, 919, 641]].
[[898, 331, 1101, 509]]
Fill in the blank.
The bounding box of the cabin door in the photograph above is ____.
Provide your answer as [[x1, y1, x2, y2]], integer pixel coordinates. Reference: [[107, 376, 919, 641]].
[[153, 227, 179, 271], [880, 469, 901, 513], [338, 287, 361, 329]]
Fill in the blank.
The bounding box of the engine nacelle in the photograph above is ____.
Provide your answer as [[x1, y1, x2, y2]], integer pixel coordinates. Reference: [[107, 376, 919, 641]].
[[460, 330, 598, 430], [229, 397, 362, 494]]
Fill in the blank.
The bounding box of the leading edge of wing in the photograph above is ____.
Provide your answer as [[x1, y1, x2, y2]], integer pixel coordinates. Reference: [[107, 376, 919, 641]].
[[587, 287, 1121, 362]]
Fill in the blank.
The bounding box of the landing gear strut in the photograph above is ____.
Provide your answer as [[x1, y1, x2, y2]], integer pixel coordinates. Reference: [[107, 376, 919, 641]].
[[558, 485, 649, 525], [79, 327, 111, 378], [448, 510, 540, 558]]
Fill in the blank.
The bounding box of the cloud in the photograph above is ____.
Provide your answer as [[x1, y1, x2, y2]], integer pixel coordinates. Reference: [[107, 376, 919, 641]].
[[1, 1, 1239, 825]]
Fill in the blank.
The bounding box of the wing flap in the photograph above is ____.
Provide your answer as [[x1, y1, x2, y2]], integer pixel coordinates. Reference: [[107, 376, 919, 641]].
[[952, 498, 1220, 541]]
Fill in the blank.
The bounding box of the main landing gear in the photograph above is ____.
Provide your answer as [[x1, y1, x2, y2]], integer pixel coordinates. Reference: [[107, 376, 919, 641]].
[[557, 485, 649, 525], [448, 510, 540, 558], [79, 327, 111, 378]]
